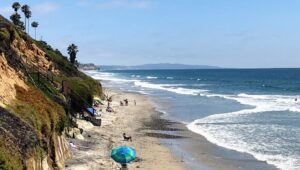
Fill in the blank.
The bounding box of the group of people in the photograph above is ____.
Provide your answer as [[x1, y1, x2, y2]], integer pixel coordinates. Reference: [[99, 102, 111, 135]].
[[120, 99, 137, 106], [120, 99, 129, 106], [92, 96, 139, 113]]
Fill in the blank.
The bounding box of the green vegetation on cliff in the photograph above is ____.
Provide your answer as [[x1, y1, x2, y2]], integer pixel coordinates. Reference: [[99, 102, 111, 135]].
[[35, 40, 103, 111], [0, 13, 102, 169], [0, 139, 22, 170]]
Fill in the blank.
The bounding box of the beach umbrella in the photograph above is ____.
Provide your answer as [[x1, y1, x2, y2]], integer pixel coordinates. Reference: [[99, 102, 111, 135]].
[[111, 146, 136, 164]]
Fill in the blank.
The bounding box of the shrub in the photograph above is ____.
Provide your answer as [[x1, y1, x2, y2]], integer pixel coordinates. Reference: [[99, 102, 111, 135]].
[[35, 40, 79, 76], [10, 85, 66, 136], [66, 77, 94, 112], [55, 113, 69, 135], [0, 28, 10, 40], [0, 143, 22, 170]]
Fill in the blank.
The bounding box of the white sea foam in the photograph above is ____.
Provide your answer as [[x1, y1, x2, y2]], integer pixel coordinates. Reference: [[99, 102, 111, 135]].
[[146, 76, 158, 79], [166, 77, 174, 79], [85, 70, 208, 96], [187, 93, 300, 170], [131, 75, 140, 78], [155, 108, 168, 115], [96, 76, 138, 83], [82, 70, 100, 73], [87, 72, 140, 83], [160, 84, 185, 87], [137, 90, 149, 95], [187, 121, 300, 170], [134, 81, 207, 96]]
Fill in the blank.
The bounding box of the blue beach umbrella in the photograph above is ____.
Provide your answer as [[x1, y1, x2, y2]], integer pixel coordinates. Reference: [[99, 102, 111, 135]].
[[111, 146, 137, 164]]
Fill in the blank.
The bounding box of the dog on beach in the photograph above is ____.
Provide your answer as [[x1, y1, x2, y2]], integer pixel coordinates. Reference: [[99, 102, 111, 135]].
[[123, 133, 132, 141]]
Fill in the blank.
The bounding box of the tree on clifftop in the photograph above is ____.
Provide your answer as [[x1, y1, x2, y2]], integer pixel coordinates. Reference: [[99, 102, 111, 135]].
[[10, 13, 21, 25], [31, 21, 39, 39], [25, 10, 32, 34], [10, 2, 24, 29], [67, 44, 79, 65], [12, 2, 21, 13], [21, 4, 30, 33]]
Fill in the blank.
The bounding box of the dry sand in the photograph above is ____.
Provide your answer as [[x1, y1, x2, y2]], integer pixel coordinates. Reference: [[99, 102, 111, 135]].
[[65, 89, 186, 170]]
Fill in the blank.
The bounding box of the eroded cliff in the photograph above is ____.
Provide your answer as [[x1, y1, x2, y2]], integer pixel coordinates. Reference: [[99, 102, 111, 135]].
[[0, 15, 102, 169]]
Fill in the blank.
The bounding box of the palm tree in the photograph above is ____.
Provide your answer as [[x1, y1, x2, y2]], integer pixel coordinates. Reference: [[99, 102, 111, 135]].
[[67, 44, 79, 64], [31, 21, 39, 39], [18, 21, 25, 30], [21, 5, 29, 32], [10, 13, 21, 25], [12, 2, 21, 13], [25, 10, 32, 34], [11, 2, 23, 29]]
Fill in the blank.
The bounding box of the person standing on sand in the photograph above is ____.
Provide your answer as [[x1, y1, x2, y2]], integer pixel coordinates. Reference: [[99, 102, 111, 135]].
[[134, 100, 136, 106], [121, 164, 128, 170], [124, 99, 129, 106]]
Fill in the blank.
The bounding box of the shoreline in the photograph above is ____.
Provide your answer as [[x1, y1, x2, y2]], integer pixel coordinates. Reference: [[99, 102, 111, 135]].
[[145, 108, 277, 170], [146, 97, 278, 170], [166, 122, 278, 170]]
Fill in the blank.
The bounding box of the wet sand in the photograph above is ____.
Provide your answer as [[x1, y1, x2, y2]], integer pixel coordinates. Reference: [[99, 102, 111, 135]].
[[140, 111, 277, 170]]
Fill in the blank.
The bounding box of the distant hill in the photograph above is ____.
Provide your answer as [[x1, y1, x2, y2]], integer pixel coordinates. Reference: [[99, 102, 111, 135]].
[[99, 63, 220, 70], [79, 63, 98, 70]]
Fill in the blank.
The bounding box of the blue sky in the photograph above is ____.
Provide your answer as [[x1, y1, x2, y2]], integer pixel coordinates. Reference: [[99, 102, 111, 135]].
[[1, 0, 300, 68]]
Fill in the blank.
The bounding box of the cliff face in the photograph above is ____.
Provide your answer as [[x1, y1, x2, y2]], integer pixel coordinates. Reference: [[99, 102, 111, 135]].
[[0, 107, 71, 170], [0, 35, 58, 106], [0, 15, 101, 169], [25, 135, 71, 170], [0, 52, 27, 105]]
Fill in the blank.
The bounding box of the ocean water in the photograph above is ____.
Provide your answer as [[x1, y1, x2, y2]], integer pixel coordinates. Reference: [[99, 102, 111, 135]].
[[85, 69, 300, 170]]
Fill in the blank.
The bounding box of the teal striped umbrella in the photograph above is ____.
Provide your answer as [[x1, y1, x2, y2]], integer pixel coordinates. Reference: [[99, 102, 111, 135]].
[[111, 146, 136, 164]]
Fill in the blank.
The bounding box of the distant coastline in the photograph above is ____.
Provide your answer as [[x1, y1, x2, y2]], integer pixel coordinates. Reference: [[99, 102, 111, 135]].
[[79, 63, 300, 71], [78, 63, 98, 70], [80, 63, 220, 71]]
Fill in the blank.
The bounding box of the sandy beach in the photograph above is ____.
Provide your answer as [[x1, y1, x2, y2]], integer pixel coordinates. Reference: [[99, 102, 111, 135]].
[[65, 88, 186, 170], [64, 85, 280, 170], [65, 87, 279, 170]]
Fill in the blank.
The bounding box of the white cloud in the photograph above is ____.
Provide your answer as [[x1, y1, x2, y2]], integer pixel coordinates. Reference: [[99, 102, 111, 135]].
[[97, 0, 150, 9], [32, 2, 60, 14]]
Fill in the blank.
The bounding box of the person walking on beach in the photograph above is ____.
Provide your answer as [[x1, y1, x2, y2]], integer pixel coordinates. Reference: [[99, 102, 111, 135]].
[[134, 100, 136, 106]]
